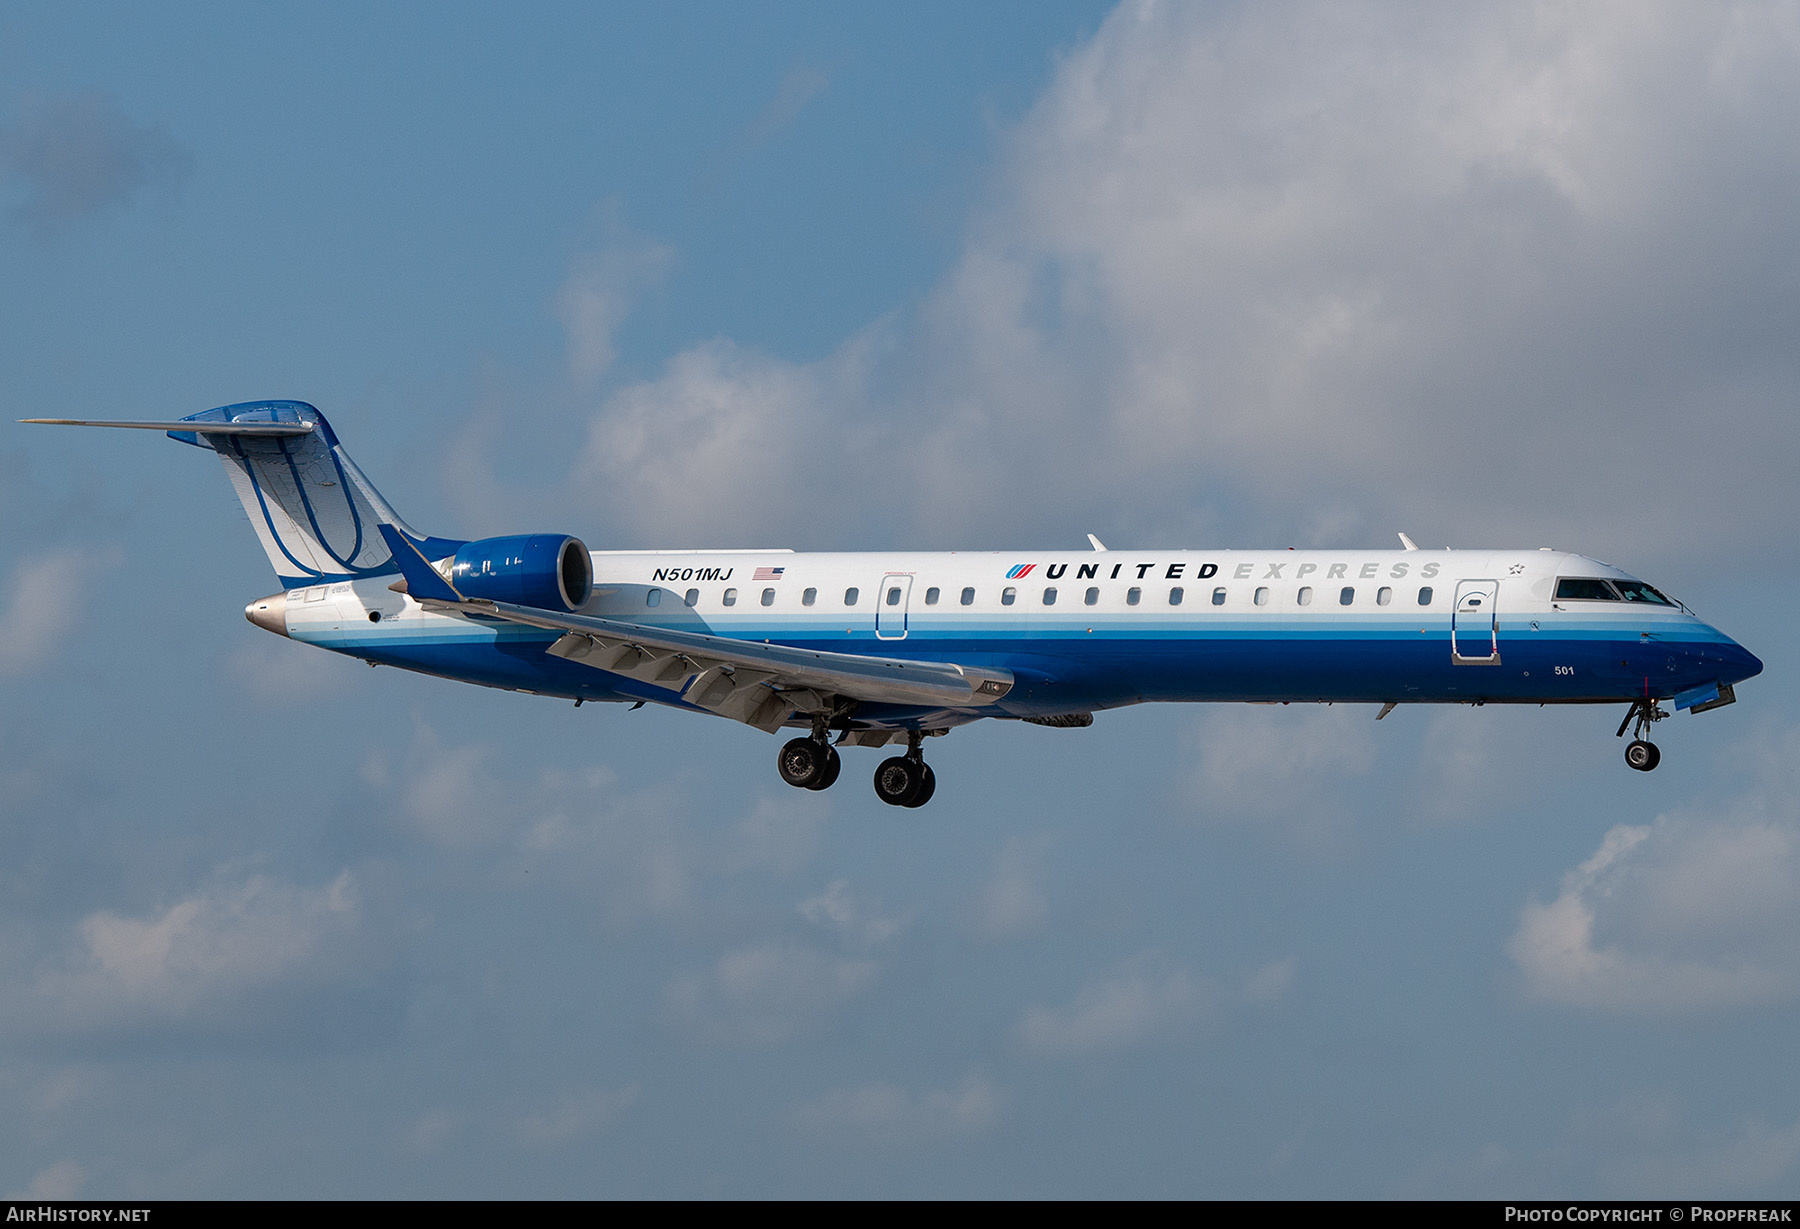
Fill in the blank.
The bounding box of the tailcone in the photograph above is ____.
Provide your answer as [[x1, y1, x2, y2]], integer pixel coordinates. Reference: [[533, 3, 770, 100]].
[[245, 591, 289, 637]]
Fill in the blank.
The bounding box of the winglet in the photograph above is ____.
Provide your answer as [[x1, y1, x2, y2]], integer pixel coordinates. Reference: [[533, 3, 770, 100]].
[[1397, 532, 1419, 551], [377, 524, 462, 601], [1087, 534, 1108, 552]]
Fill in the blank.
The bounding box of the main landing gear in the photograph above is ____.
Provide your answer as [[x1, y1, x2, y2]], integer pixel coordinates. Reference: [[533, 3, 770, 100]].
[[776, 725, 937, 806], [777, 733, 841, 791], [873, 733, 936, 809], [1616, 699, 1667, 772]]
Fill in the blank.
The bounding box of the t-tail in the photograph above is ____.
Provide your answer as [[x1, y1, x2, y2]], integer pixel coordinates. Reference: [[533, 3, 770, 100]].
[[22, 400, 462, 586]]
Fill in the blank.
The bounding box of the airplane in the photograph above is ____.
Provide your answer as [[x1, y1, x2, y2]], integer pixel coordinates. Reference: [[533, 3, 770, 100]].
[[24, 400, 1763, 806]]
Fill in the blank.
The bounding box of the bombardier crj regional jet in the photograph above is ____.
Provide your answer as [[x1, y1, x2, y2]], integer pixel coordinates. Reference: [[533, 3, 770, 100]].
[[27, 401, 1763, 807]]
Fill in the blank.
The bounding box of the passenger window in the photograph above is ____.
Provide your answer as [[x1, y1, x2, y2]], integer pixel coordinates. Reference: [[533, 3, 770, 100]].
[[886, 586, 902, 606], [1085, 587, 1099, 606], [1418, 586, 1433, 605], [1298, 586, 1313, 606], [1212, 587, 1226, 606], [802, 588, 816, 607], [1376, 586, 1392, 606], [685, 588, 700, 607], [961, 587, 975, 606], [1127, 587, 1141, 606], [1555, 577, 1622, 601], [1254, 586, 1269, 606], [1002, 587, 1016, 606], [1043, 587, 1057, 605], [1339, 586, 1354, 606], [646, 588, 661, 608], [1169, 586, 1184, 606], [844, 587, 859, 606], [925, 587, 940, 605], [723, 588, 737, 606], [762, 588, 775, 606]]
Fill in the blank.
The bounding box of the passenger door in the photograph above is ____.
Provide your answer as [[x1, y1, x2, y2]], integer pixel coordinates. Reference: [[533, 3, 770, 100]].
[[875, 573, 914, 641], [1452, 579, 1501, 664]]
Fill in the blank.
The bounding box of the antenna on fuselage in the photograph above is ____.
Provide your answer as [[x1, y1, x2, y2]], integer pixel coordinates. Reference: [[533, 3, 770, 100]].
[[1086, 534, 1108, 551], [1397, 532, 1419, 551]]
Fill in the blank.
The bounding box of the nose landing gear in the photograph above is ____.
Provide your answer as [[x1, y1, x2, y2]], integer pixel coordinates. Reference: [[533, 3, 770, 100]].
[[1616, 699, 1667, 772]]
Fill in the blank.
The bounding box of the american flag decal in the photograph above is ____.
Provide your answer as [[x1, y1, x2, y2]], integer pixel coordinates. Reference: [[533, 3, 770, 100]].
[[753, 566, 785, 581]]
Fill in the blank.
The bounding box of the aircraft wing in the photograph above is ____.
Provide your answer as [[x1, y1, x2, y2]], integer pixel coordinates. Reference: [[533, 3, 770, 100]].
[[373, 523, 1012, 730], [425, 595, 1015, 731]]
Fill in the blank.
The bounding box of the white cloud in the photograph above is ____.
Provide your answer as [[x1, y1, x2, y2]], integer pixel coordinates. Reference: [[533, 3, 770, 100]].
[[403, 1109, 462, 1155], [0, 551, 88, 675], [0, 93, 191, 236], [792, 1074, 1001, 1145], [20, 872, 368, 1036], [225, 637, 368, 703], [663, 940, 877, 1048], [1180, 704, 1377, 847], [375, 721, 829, 930], [556, 204, 675, 385], [14, 1159, 84, 1200], [720, 797, 829, 878], [565, 334, 878, 545], [974, 836, 1051, 942], [1244, 957, 1297, 1007], [513, 1084, 641, 1147], [1017, 952, 1209, 1055], [539, 0, 1800, 564], [799, 879, 906, 950], [1510, 726, 1800, 1012]]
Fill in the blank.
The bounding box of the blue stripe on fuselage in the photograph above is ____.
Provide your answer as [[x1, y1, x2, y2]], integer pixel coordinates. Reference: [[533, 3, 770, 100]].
[[288, 605, 1759, 719]]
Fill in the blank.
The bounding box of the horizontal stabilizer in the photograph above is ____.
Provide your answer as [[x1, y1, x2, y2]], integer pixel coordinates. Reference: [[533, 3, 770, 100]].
[[21, 418, 315, 437]]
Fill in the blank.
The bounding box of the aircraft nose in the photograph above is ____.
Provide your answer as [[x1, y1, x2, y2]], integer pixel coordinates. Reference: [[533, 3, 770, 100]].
[[1716, 638, 1763, 686]]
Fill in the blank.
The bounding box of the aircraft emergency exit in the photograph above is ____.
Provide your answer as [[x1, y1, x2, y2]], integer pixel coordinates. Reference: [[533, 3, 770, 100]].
[[25, 401, 1763, 807]]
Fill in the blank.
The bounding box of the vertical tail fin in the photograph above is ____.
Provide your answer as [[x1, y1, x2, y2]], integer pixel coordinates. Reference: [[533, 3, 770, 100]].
[[172, 401, 464, 587], [23, 401, 462, 587]]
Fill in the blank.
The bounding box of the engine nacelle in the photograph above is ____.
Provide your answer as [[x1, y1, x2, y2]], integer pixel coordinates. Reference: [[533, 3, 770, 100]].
[[447, 534, 592, 612]]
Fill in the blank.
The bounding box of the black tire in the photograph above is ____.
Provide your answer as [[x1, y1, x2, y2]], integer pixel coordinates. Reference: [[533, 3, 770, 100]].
[[778, 737, 828, 788], [902, 762, 936, 808], [806, 744, 842, 791], [1625, 739, 1661, 772], [873, 756, 923, 806]]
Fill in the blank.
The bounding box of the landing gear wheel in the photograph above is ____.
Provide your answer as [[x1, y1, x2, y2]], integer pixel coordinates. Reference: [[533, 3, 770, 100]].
[[873, 756, 925, 807], [778, 737, 831, 788], [1625, 739, 1661, 772], [805, 744, 841, 791], [902, 762, 936, 808]]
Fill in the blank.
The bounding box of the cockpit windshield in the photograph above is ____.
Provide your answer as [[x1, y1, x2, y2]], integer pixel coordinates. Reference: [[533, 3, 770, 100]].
[[1554, 577, 1620, 601], [1611, 579, 1675, 605], [1554, 576, 1678, 606]]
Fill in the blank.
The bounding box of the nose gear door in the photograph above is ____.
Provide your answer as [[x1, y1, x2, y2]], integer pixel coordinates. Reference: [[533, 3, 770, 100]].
[[1452, 579, 1501, 665]]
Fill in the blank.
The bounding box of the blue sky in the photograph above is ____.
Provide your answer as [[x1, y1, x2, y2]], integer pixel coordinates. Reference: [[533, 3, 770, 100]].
[[4, 0, 1800, 1198]]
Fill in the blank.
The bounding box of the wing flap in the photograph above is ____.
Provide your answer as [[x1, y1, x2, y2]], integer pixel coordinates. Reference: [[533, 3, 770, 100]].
[[430, 596, 1013, 724]]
